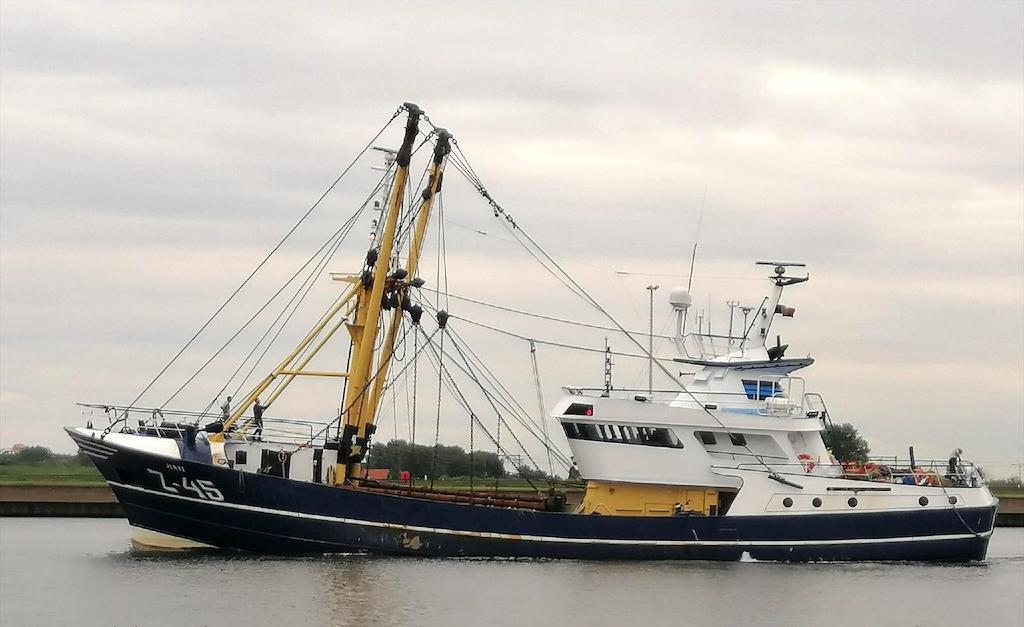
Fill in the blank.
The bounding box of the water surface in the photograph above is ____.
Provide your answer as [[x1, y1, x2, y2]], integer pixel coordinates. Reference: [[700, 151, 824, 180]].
[[2, 519, 1022, 626]]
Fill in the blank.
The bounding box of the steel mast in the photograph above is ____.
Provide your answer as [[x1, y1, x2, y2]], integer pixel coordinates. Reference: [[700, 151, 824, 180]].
[[212, 104, 451, 488], [337, 106, 451, 484]]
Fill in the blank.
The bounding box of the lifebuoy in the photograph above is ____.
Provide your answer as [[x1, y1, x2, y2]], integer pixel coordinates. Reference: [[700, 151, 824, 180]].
[[913, 467, 936, 486], [798, 453, 816, 473]]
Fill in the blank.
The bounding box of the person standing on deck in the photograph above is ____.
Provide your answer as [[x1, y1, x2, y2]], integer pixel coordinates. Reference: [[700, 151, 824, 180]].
[[252, 397, 268, 441], [220, 396, 232, 422]]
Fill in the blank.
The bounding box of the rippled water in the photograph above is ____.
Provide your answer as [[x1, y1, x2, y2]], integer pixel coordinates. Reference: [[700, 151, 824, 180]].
[[1, 519, 1022, 626]]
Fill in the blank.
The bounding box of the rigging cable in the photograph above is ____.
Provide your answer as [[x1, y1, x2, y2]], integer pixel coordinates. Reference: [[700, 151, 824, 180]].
[[206, 178, 381, 417], [160, 213, 361, 410], [429, 328, 445, 489], [275, 319, 431, 452], [441, 315, 573, 468], [419, 288, 679, 340], [452, 314, 674, 360], [418, 326, 544, 491], [200, 132, 423, 416], [409, 326, 420, 484], [442, 137, 790, 480], [432, 321, 571, 473], [419, 301, 573, 469], [530, 340, 554, 477], [115, 108, 403, 426], [442, 332, 545, 472]]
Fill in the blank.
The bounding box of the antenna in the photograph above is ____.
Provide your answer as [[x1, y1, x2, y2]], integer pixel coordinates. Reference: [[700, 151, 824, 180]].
[[370, 145, 398, 168], [740, 305, 753, 342], [686, 190, 706, 292], [726, 300, 740, 345], [646, 285, 659, 397], [368, 147, 399, 244], [755, 261, 809, 287], [602, 338, 613, 397]]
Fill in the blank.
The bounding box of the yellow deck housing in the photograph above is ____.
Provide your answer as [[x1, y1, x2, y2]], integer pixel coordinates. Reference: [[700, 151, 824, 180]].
[[580, 481, 720, 516]]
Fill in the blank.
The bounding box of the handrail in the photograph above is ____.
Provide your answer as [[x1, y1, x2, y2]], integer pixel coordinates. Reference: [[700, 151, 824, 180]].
[[79, 402, 331, 426], [561, 387, 818, 416], [81, 402, 330, 446], [564, 387, 753, 398], [730, 459, 984, 487]]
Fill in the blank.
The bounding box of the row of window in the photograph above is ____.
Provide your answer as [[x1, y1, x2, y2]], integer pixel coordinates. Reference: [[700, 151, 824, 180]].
[[561, 423, 753, 450], [741, 379, 782, 400], [695, 431, 747, 447], [561, 422, 685, 448]]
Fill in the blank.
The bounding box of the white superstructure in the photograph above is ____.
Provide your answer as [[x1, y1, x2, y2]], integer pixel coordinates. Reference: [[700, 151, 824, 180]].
[[553, 263, 995, 518]]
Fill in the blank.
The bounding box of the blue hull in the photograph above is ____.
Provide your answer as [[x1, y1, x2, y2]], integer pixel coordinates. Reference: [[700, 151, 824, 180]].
[[70, 430, 995, 561]]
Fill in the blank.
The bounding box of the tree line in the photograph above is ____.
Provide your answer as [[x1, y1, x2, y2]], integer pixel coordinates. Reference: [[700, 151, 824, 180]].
[[0, 446, 90, 465], [823, 422, 871, 462], [367, 439, 507, 479]]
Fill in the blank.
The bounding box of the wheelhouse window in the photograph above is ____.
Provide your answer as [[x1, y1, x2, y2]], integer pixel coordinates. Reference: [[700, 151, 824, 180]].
[[741, 379, 782, 400], [650, 428, 683, 448], [560, 421, 683, 449], [564, 402, 594, 416], [696, 431, 717, 445], [729, 433, 747, 446]]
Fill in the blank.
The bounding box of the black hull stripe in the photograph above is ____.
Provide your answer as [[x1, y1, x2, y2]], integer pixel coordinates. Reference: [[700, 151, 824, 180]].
[[109, 481, 990, 547]]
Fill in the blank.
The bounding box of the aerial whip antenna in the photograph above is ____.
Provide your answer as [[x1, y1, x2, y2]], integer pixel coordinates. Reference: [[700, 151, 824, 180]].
[[686, 188, 706, 293]]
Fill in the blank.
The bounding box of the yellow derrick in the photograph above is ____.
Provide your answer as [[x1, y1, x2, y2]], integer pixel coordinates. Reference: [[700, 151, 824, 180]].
[[337, 106, 443, 483], [209, 283, 359, 442], [210, 104, 449, 462]]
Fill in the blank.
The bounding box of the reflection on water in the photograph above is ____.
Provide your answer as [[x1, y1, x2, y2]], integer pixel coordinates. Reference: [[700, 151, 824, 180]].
[[1, 519, 1022, 627]]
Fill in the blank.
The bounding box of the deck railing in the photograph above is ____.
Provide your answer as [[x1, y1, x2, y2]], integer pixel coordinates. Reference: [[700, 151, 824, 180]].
[[563, 381, 817, 418], [77, 403, 332, 446], [733, 457, 983, 488]]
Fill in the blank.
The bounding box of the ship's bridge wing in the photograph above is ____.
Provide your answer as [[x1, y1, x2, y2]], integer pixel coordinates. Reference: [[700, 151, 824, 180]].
[[674, 356, 814, 374]]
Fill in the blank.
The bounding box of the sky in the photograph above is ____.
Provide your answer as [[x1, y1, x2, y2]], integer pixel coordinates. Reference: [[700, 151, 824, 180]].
[[1, 1, 1022, 478]]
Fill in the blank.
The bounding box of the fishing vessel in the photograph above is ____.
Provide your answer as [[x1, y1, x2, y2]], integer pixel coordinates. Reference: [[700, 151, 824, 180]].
[[67, 104, 997, 561]]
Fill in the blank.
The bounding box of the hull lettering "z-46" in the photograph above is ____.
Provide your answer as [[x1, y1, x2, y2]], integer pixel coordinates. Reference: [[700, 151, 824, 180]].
[[146, 469, 224, 501]]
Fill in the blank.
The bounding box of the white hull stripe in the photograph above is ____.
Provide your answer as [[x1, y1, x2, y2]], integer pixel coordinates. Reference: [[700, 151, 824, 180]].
[[109, 481, 991, 547], [76, 443, 115, 459], [71, 437, 116, 455], [75, 442, 114, 452], [80, 451, 112, 460]]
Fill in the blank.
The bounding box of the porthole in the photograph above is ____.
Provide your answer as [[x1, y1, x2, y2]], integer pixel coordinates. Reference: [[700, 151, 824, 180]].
[[812, 497, 822, 508], [782, 497, 793, 508], [949, 496, 958, 505], [918, 496, 929, 506], [847, 497, 858, 508]]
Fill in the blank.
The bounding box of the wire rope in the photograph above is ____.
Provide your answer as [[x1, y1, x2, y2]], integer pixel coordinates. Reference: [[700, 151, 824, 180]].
[[116, 109, 403, 424]]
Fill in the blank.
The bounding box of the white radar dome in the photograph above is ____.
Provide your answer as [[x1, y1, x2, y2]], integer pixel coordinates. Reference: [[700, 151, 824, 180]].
[[668, 287, 692, 309]]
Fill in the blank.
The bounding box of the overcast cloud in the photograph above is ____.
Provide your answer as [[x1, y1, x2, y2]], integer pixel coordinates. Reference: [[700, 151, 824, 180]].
[[1, 1, 1022, 477]]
